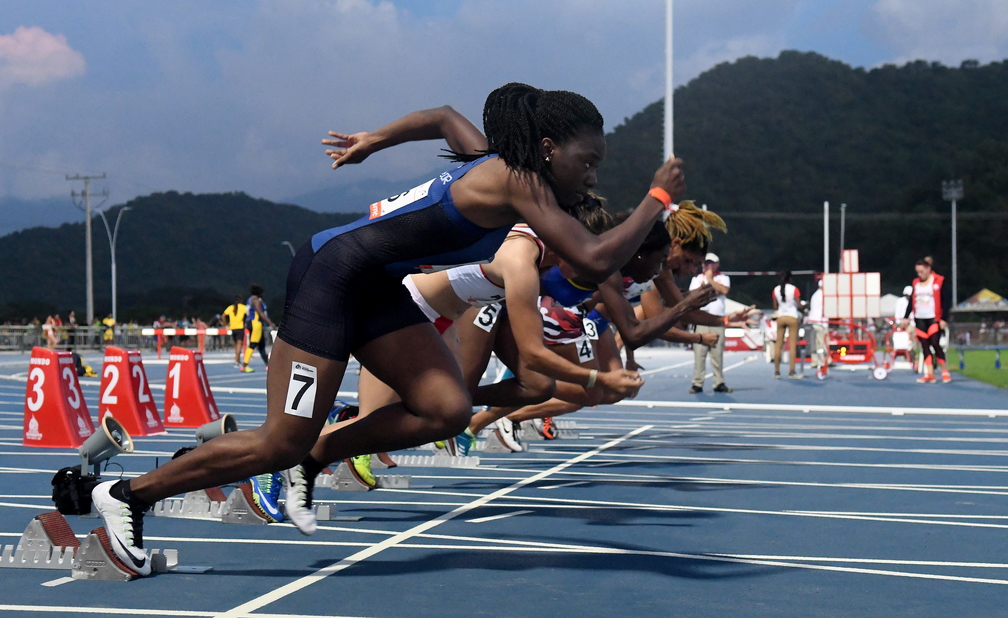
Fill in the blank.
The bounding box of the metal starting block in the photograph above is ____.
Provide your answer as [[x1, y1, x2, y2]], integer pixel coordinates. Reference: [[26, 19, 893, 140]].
[[71, 527, 181, 581], [518, 421, 579, 441], [0, 512, 79, 570], [150, 487, 227, 520], [390, 454, 480, 468], [220, 483, 271, 525], [324, 461, 411, 492], [480, 429, 521, 453]]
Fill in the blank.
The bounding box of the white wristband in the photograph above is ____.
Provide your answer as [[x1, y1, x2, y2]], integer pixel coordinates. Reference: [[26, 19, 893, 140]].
[[659, 203, 680, 222], [586, 369, 598, 389]]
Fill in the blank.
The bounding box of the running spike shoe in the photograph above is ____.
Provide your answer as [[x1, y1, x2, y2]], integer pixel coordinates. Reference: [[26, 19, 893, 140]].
[[493, 418, 524, 452], [455, 429, 476, 456], [250, 472, 284, 523], [433, 437, 457, 456], [347, 455, 377, 488], [916, 374, 937, 383], [91, 481, 151, 576], [541, 417, 558, 440], [941, 370, 952, 383], [240, 365, 255, 373], [326, 401, 359, 426], [281, 465, 317, 535]]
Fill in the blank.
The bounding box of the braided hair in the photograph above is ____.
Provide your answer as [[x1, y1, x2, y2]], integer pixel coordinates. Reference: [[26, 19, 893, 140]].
[[570, 193, 615, 235], [666, 200, 727, 255], [614, 211, 671, 255], [448, 83, 604, 186]]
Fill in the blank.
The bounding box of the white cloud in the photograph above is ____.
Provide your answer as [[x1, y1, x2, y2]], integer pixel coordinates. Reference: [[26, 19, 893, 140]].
[[0, 26, 86, 89], [870, 0, 1008, 64]]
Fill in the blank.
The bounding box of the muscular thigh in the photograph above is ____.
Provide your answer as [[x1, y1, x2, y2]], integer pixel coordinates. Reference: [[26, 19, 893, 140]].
[[456, 305, 502, 392]]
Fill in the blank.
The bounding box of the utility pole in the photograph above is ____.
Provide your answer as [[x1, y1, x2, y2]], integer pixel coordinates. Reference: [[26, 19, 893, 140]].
[[942, 179, 964, 306], [823, 201, 830, 274], [67, 173, 108, 325], [839, 202, 847, 272]]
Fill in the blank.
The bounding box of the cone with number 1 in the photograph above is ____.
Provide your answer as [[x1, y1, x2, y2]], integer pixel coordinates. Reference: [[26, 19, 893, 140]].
[[163, 347, 220, 428]]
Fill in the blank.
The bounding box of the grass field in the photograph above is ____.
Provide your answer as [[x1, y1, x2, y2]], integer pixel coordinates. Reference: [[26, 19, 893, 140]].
[[952, 349, 1008, 389]]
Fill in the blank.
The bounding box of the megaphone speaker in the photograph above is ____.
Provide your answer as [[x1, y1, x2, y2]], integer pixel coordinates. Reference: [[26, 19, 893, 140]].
[[79, 414, 134, 475], [195, 413, 237, 444]]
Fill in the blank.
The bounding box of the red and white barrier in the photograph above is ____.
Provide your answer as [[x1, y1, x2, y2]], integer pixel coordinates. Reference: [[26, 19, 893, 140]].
[[99, 347, 165, 436], [163, 347, 221, 428], [141, 328, 232, 358], [23, 347, 96, 448]]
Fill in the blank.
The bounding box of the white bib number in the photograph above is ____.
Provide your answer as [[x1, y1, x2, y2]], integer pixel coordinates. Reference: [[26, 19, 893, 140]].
[[575, 336, 595, 363], [474, 302, 502, 333], [584, 319, 599, 341], [369, 180, 435, 219], [285, 362, 318, 419]]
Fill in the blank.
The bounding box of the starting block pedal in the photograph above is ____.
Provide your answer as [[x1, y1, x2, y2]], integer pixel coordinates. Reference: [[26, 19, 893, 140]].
[[220, 483, 271, 525], [71, 528, 181, 580], [480, 429, 519, 453], [389, 454, 480, 468], [0, 512, 80, 570], [150, 487, 227, 520], [372, 452, 397, 469], [518, 423, 579, 442], [326, 461, 411, 491]]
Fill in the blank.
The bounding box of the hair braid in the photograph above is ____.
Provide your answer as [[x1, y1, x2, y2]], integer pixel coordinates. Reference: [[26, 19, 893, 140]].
[[446, 83, 604, 187], [665, 200, 727, 255]]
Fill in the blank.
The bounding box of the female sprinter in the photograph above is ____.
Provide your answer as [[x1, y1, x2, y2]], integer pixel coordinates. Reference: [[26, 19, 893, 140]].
[[93, 83, 690, 571], [903, 256, 952, 383], [501, 203, 728, 431]]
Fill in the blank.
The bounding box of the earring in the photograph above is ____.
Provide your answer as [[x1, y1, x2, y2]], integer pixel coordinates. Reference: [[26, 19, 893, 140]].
[[545, 156, 551, 163]]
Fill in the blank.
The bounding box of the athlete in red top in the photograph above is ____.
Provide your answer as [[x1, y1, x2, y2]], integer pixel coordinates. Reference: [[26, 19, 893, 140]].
[[903, 256, 952, 383]]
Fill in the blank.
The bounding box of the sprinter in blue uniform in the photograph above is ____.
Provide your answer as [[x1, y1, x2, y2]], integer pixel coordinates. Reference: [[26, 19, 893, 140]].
[[93, 83, 690, 569]]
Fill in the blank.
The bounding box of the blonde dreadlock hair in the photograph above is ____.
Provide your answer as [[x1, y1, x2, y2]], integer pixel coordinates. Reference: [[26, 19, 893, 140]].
[[665, 200, 727, 254]]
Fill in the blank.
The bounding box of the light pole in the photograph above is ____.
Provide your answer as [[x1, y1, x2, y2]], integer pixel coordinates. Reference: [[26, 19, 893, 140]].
[[96, 206, 130, 323], [838, 203, 846, 271], [663, 0, 674, 161], [281, 241, 296, 257], [68, 173, 108, 324], [942, 179, 964, 306]]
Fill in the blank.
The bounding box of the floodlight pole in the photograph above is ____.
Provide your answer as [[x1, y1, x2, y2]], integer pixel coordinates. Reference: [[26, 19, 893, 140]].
[[823, 201, 829, 273], [942, 179, 964, 306], [96, 207, 131, 323], [838, 203, 847, 272], [663, 0, 673, 162]]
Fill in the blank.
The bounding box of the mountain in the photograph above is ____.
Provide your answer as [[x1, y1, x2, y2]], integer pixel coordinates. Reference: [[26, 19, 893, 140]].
[[0, 192, 360, 321], [597, 51, 1008, 304], [286, 169, 443, 213]]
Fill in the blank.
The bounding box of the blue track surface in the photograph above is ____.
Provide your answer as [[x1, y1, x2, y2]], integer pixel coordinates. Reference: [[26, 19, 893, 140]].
[[1, 348, 1007, 617]]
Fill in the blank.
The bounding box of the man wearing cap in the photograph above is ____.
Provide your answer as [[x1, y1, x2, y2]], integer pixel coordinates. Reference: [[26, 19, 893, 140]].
[[688, 254, 732, 393]]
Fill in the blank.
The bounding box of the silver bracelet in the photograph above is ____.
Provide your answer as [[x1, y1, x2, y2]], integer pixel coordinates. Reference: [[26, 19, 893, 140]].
[[586, 369, 598, 389]]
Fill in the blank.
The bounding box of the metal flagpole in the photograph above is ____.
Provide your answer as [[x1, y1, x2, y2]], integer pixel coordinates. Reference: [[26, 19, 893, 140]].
[[663, 0, 673, 161]]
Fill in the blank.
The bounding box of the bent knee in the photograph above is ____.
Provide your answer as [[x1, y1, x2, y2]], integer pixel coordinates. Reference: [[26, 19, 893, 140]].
[[406, 391, 472, 436], [251, 427, 313, 470], [521, 375, 556, 403]]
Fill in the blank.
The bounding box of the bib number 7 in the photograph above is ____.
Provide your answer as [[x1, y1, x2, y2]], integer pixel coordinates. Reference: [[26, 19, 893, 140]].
[[285, 362, 318, 419]]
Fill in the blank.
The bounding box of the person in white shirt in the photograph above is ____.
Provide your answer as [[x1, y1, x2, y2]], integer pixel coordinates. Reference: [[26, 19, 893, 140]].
[[807, 277, 828, 377], [772, 270, 805, 378], [894, 285, 913, 324], [689, 253, 732, 393]]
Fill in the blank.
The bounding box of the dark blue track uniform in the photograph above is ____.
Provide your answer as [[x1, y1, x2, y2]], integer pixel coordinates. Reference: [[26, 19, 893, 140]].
[[280, 156, 512, 361]]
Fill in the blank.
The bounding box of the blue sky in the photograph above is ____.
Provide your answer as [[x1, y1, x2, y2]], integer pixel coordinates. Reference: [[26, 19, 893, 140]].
[[1, 0, 1005, 210]]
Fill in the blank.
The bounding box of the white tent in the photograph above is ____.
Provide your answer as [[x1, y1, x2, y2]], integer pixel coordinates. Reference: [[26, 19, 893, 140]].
[[880, 293, 900, 318]]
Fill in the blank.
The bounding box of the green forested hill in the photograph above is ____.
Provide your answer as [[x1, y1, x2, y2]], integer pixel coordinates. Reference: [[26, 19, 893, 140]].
[[3, 51, 1007, 318], [597, 51, 1008, 304], [0, 192, 359, 321]]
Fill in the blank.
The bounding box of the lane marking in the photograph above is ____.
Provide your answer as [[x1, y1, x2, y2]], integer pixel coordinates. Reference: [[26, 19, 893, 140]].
[[539, 481, 589, 490], [638, 360, 693, 376], [217, 425, 652, 617], [40, 577, 75, 587], [465, 509, 533, 524], [615, 399, 1008, 417], [705, 355, 758, 379]]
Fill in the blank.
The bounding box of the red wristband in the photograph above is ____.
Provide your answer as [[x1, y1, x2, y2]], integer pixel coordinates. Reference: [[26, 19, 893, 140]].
[[724, 316, 729, 326], [648, 187, 672, 208]]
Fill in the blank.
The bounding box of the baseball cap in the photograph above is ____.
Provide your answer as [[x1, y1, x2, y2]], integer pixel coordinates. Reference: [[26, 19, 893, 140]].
[[705, 252, 720, 263]]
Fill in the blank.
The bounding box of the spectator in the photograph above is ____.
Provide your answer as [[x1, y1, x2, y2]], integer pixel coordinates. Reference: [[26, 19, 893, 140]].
[[772, 270, 805, 379], [43, 315, 58, 349], [688, 253, 733, 393], [807, 276, 828, 378], [102, 313, 116, 344]]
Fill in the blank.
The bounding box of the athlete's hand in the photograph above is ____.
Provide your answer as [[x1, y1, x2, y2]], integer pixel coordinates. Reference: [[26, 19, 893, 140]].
[[727, 305, 758, 324], [597, 369, 644, 398], [323, 131, 375, 169], [650, 157, 686, 201], [684, 284, 718, 311], [939, 319, 947, 330], [699, 332, 719, 347]]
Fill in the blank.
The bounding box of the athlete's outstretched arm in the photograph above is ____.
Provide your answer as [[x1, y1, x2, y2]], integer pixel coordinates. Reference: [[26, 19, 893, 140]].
[[599, 275, 717, 349], [324, 106, 486, 168], [509, 158, 686, 283], [649, 270, 731, 327]]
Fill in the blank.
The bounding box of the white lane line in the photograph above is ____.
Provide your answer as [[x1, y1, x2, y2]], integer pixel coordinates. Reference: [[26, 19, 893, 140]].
[[0, 607, 368, 618], [690, 416, 715, 421], [216, 425, 651, 618], [615, 399, 1008, 417], [40, 577, 75, 587], [539, 481, 588, 490], [638, 360, 693, 376], [465, 509, 533, 524]]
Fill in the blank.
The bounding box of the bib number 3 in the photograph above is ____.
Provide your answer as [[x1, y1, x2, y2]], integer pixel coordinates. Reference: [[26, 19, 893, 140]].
[[285, 362, 318, 419]]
